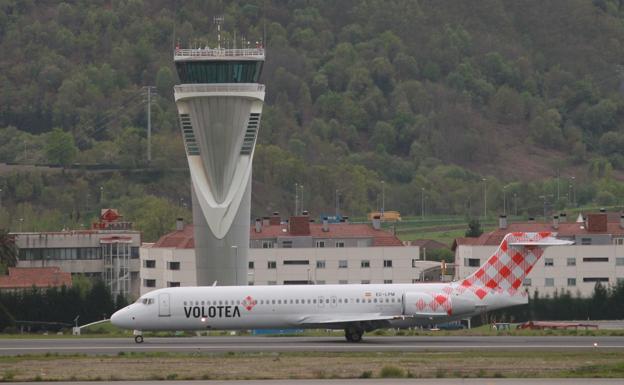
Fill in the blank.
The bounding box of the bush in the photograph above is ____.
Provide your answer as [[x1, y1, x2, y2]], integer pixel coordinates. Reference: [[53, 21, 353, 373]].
[[379, 365, 405, 378]]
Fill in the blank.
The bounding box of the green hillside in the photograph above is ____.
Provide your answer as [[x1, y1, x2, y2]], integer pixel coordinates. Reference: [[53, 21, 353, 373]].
[[1, 0, 624, 240]]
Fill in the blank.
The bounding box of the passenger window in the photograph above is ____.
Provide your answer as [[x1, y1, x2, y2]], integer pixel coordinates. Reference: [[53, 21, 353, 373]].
[[219, 300, 222, 305], [326, 299, 329, 304], [272, 300, 275, 304], [356, 299, 360, 303], [368, 299, 372, 303], [295, 299, 299, 304], [313, 299, 317, 304], [374, 299, 377, 303], [345, 299, 348, 304]]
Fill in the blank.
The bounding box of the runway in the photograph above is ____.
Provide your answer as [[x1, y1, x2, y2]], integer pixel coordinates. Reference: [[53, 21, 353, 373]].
[[1, 335, 623, 355]]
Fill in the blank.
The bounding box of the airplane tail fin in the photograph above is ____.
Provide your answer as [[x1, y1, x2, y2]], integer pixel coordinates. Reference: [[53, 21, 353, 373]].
[[457, 232, 573, 299]]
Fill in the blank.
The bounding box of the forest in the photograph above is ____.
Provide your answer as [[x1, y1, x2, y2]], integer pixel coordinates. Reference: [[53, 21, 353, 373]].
[[2, 1, 624, 240]]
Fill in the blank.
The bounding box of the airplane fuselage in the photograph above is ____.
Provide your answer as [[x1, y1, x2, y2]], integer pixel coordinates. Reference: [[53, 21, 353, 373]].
[[112, 282, 522, 332]]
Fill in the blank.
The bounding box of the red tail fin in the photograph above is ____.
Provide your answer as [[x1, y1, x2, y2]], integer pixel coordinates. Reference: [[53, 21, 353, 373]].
[[457, 232, 572, 299]]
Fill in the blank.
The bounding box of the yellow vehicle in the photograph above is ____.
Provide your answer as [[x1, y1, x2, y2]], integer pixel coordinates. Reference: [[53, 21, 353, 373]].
[[367, 211, 402, 221]]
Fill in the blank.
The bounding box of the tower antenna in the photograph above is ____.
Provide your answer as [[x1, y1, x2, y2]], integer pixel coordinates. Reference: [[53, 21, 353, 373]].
[[213, 15, 224, 49]]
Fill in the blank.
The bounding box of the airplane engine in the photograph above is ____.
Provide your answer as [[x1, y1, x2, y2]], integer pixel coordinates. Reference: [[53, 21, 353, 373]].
[[402, 292, 475, 317]]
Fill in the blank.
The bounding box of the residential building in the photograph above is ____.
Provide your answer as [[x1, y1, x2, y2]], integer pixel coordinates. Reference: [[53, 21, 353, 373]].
[[139, 214, 442, 295]]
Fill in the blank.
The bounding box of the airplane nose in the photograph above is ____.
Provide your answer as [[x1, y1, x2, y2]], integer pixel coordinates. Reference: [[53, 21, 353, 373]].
[[111, 307, 132, 329]]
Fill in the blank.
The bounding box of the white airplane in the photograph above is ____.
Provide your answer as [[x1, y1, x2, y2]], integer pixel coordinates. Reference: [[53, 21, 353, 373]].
[[111, 232, 572, 343]]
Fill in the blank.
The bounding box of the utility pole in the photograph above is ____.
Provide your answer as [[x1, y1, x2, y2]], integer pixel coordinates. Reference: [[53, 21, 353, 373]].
[[294, 183, 299, 215], [335, 189, 340, 217]]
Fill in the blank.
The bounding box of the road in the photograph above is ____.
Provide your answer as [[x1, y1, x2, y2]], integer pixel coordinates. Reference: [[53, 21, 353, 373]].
[[1, 335, 623, 355]]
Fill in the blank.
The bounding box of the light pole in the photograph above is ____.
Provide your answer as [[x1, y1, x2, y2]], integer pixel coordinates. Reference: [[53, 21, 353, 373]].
[[0, 188, 2, 209], [570, 177, 576, 207], [482, 178, 487, 219], [335, 189, 340, 217], [503, 184, 511, 215], [421, 187, 425, 220], [294, 183, 298, 215], [231, 245, 238, 284], [19, 218, 23, 232], [99, 186, 104, 204], [513, 193, 518, 217], [381, 180, 385, 217]]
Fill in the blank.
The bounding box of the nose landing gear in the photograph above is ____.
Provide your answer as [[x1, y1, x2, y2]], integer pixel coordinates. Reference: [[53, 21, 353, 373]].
[[133, 330, 144, 343]]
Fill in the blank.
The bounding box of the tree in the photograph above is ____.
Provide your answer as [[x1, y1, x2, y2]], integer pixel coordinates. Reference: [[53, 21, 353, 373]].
[[465, 218, 483, 237], [0, 229, 17, 274], [45, 128, 78, 167]]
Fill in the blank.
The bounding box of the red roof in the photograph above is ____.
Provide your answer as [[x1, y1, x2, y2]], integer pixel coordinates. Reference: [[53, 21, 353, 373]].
[[153, 223, 404, 249], [453, 219, 624, 249], [251, 222, 403, 246], [0, 267, 72, 289], [152, 224, 195, 249]]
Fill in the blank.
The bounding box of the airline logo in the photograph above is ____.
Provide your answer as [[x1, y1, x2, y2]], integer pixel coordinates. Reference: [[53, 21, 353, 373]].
[[242, 295, 257, 311]]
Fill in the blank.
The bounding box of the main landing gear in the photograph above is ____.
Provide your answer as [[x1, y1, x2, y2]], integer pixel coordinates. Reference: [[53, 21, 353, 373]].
[[133, 330, 144, 343], [344, 326, 363, 343]]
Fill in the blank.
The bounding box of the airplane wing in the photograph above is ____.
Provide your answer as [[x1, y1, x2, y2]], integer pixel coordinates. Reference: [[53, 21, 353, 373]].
[[297, 313, 399, 326]]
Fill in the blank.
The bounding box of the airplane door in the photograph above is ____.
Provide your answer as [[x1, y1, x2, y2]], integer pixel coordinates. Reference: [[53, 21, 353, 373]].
[[318, 296, 325, 308], [158, 293, 171, 317]]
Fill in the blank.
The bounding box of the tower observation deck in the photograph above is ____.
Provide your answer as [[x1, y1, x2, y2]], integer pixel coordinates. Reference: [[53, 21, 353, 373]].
[[174, 46, 265, 286]]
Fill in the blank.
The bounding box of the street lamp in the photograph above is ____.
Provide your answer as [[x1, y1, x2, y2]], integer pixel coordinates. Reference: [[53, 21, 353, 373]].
[[503, 184, 511, 216]]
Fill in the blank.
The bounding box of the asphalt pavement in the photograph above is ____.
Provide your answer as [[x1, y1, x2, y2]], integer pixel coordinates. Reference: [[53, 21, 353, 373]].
[[1, 335, 622, 355]]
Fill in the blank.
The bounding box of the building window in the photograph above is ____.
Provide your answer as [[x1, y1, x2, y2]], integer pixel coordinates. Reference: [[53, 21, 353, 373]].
[[383, 260, 393, 268], [339, 280, 348, 284], [316, 260, 326, 269], [361, 260, 370, 268], [316, 240, 325, 248], [465, 258, 480, 267], [544, 258, 554, 267], [282, 240, 293, 248], [384, 279, 393, 284], [336, 241, 345, 248], [339, 260, 348, 268], [144, 260, 156, 268], [283, 260, 309, 265], [248, 281, 255, 286], [412, 279, 420, 283], [583, 257, 609, 262], [613, 238, 624, 245], [567, 278, 576, 286], [131, 247, 140, 258], [545, 278, 554, 287], [567, 258, 576, 266], [249, 261, 255, 269], [616, 258, 624, 266], [262, 241, 274, 249], [267, 261, 277, 269], [583, 277, 609, 283], [167, 281, 180, 287], [143, 279, 156, 287], [523, 278, 531, 287], [581, 238, 592, 245], [168, 262, 180, 270], [361, 280, 370, 284], [268, 281, 277, 285]]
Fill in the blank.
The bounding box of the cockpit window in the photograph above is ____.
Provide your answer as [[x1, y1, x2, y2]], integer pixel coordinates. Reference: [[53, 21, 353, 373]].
[[140, 298, 155, 305]]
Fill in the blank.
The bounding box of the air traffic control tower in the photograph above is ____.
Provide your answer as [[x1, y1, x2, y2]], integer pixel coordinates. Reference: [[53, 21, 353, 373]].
[[173, 45, 265, 286]]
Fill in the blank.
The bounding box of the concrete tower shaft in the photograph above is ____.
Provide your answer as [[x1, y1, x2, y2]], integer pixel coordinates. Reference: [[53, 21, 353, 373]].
[[174, 47, 265, 286]]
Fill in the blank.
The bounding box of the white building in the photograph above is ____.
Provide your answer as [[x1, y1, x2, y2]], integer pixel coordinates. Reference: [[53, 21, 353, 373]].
[[13, 209, 142, 298], [139, 216, 443, 295], [454, 212, 624, 298]]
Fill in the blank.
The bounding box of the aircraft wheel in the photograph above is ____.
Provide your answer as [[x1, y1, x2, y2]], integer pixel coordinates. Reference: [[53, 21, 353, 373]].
[[344, 327, 363, 343], [134, 335, 144, 344]]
